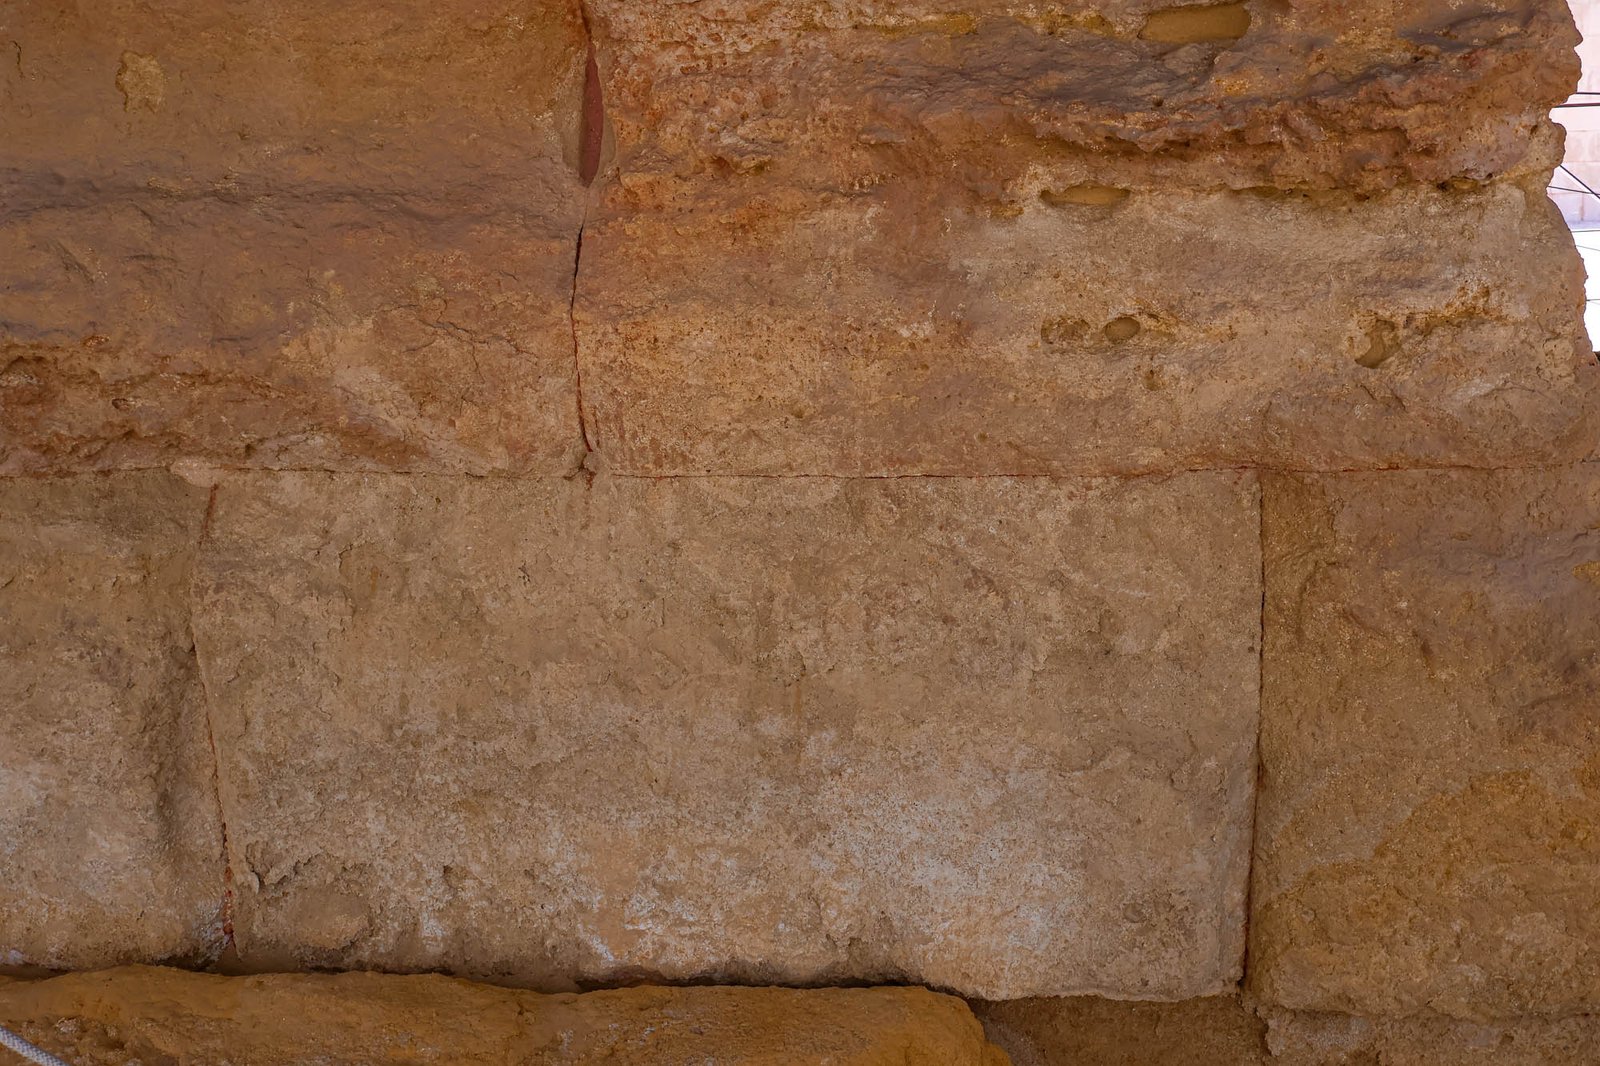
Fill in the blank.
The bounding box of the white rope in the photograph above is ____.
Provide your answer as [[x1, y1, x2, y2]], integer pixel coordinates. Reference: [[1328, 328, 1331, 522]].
[[0, 1025, 73, 1066]]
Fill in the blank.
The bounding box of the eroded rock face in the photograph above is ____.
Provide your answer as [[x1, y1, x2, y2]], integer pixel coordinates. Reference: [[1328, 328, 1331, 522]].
[[0, 0, 588, 476], [574, 0, 1597, 476], [1, 204, 584, 475], [1261, 1006, 1600, 1066], [0, 966, 1007, 1065], [972, 993, 1600, 1065], [189, 470, 1260, 999], [0, 473, 222, 968], [2, 0, 1597, 1032], [578, 181, 1593, 476], [1251, 465, 1600, 1020]]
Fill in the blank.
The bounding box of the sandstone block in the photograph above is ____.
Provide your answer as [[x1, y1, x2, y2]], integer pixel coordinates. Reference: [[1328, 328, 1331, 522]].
[[1251, 465, 1600, 1019], [575, 1, 1596, 476], [1, 0, 589, 476], [971, 993, 1600, 1065], [1261, 1006, 1600, 1065], [974, 994, 1269, 1065], [586, 0, 1574, 193], [0, 0, 589, 208], [1, 202, 584, 475], [190, 471, 1261, 999], [0, 473, 222, 968], [0, 966, 1007, 1065], [578, 182, 1594, 476]]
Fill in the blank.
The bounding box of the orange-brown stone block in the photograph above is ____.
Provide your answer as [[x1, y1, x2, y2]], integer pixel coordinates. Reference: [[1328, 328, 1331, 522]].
[[0, 473, 223, 968], [189, 470, 1261, 999], [574, 0, 1597, 476], [1251, 464, 1600, 1019], [0, 966, 1008, 1064], [1, 0, 589, 476]]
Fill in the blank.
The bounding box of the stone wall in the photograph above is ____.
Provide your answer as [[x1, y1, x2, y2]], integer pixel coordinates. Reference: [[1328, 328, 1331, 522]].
[[2, 0, 1598, 1061]]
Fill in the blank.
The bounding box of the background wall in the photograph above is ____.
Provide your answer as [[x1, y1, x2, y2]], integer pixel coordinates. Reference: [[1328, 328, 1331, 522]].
[[1553, 0, 1600, 225]]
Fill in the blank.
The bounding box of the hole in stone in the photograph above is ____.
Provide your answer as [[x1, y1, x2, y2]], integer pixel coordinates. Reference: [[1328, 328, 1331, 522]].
[[1103, 317, 1142, 342], [1138, 2, 1251, 44]]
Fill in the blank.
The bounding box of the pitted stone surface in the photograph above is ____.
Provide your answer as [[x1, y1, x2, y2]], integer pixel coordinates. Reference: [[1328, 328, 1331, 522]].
[[0, 473, 222, 968], [1251, 465, 1600, 1020], [0, 966, 1008, 1065], [1, 203, 584, 475], [191, 471, 1260, 998], [0, 0, 588, 476], [573, 0, 1596, 477], [972, 993, 1600, 1065], [578, 181, 1595, 476]]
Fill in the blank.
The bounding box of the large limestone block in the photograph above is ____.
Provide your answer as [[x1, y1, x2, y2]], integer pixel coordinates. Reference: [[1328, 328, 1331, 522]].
[[578, 181, 1595, 476], [1262, 1007, 1600, 1065], [1, 202, 584, 475], [575, 0, 1597, 476], [970, 993, 1600, 1065], [0, 0, 589, 476], [1251, 465, 1600, 1020], [190, 471, 1261, 999], [0, 966, 1007, 1065], [0, 473, 223, 967], [586, 0, 1574, 193], [0, 0, 589, 207]]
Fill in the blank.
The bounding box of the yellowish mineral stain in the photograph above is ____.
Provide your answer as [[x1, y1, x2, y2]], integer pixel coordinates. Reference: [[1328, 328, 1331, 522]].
[[1139, 3, 1252, 44], [1104, 317, 1143, 343], [115, 52, 165, 112], [1040, 185, 1131, 208]]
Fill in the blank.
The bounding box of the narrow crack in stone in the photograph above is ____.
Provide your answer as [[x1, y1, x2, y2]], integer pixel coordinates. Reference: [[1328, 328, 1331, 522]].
[[189, 481, 236, 959], [570, 1, 603, 461]]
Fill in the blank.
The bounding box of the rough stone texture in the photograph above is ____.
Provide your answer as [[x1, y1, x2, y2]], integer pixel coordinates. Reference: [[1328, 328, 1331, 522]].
[[0, 966, 1007, 1065], [0, 473, 222, 968], [189, 470, 1260, 999], [970, 994, 1600, 1065], [1262, 1007, 1600, 1065], [585, 0, 1575, 193], [575, 1, 1599, 477], [974, 994, 1270, 1065], [0, 0, 588, 476], [1251, 465, 1600, 1020]]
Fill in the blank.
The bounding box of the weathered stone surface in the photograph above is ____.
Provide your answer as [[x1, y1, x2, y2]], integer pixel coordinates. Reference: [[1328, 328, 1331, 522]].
[[574, 0, 1597, 477], [0, 473, 222, 968], [0, 0, 588, 476], [1262, 1006, 1600, 1065], [0, 966, 1007, 1065], [586, 0, 1575, 193], [1, 203, 584, 475], [0, 0, 589, 207], [578, 182, 1594, 476], [974, 994, 1269, 1065], [1251, 465, 1600, 1020], [189, 470, 1260, 999], [971, 993, 1600, 1065]]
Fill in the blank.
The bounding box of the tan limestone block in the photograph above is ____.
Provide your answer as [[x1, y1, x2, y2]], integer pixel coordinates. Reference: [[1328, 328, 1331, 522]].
[[0, 473, 223, 968], [970, 992, 1600, 1065], [578, 133, 1594, 475], [1, 202, 584, 475], [1261, 1006, 1600, 1065], [191, 470, 1260, 999], [1251, 465, 1600, 1019], [0, 0, 590, 475], [0, 0, 589, 209]]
